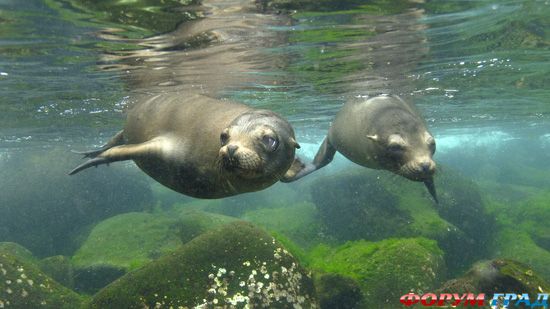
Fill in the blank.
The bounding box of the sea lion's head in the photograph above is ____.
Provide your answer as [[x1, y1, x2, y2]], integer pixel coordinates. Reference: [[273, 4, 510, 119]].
[[218, 110, 300, 180], [368, 124, 437, 202]]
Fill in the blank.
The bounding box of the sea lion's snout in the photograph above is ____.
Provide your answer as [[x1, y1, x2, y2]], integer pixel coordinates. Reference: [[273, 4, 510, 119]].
[[219, 143, 263, 176]]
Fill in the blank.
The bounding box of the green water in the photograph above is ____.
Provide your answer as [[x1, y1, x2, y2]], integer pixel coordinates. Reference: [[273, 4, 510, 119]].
[[0, 0, 549, 308]]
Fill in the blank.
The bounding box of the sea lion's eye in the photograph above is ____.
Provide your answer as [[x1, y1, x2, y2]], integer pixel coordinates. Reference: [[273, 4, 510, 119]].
[[220, 132, 229, 146], [428, 139, 436, 153], [262, 136, 279, 151], [387, 143, 404, 153]]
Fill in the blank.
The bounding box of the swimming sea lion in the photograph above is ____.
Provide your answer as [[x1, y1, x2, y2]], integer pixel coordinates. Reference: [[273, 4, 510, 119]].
[[69, 93, 302, 199], [284, 94, 438, 203]]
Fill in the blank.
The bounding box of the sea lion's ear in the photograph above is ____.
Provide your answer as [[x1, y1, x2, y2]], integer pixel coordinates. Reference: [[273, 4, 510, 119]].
[[289, 137, 300, 149], [366, 134, 378, 142]]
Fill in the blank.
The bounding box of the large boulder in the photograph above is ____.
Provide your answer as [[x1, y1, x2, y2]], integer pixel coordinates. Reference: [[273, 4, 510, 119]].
[[72, 210, 235, 294], [241, 202, 325, 248], [0, 249, 85, 308], [308, 237, 445, 308], [0, 148, 153, 257], [437, 259, 550, 297], [310, 168, 493, 274], [87, 221, 318, 308]]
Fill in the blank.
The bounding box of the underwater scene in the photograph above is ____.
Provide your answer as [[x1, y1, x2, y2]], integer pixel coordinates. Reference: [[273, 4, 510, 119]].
[[1, 0, 549, 308]]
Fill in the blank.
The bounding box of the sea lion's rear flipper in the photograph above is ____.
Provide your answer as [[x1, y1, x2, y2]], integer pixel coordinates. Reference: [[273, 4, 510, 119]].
[[71, 130, 125, 158], [69, 137, 164, 175], [280, 137, 337, 182]]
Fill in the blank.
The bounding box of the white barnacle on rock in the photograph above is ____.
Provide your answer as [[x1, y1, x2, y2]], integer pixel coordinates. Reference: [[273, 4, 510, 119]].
[[0, 268, 6, 276], [264, 274, 270, 280], [5, 280, 11, 285], [0, 300, 4, 308], [217, 268, 227, 277], [239, 281, 246, 287], [208, 273, 215, 279], [208, 288, 216, 294], [212, 298, 218, 305], [242, 261, 251, 267], [5, 288, 12, 294], [27, 279, 34, 286], [16, 279, 22, 284], [20, 273, 27, 279], [229, 270, 235, 276], [21, 289, 28, 298]]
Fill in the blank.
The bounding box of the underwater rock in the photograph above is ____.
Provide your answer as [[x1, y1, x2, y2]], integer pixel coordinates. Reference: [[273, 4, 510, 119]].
[[87, 221, 318, 308], [437, 259, 550, 297], [308, 237, 445, 308], [0, 251, 85, 308], [311, 171, 411, 241], [38, 256, 74, 290], [0, 242, 37, 265], [0, 148, 153, 257], [72, 210, 235, 294], [241, 202, 325, 248], [314, 273, 363, 309]]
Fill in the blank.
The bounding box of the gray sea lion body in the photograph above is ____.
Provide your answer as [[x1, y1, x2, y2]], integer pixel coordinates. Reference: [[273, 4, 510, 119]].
[[285, 95, 438, 202], [70, 93, 302, 199]]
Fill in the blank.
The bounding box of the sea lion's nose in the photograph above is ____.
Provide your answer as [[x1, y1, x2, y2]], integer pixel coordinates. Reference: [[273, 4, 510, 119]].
[[420, 160, 435, 174], [227, 145, 238, 158]]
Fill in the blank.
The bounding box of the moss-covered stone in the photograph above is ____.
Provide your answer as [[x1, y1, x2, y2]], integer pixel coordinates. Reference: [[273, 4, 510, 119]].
[[38, 256, 74, 289], [438, 259, 550, 297], [0, 242, 36, 265], [314, 273, 363, 309], [310, 171, 412, 242], [87, 221, 318, 308], [0, 251, 85, 308], [486, 191, 550, 282], [72, 210, 234, 294], [0, 148, 153, 257], [308, 238, 445, 308], [241, 202, 325, 248], [309, 169, 473, 273]]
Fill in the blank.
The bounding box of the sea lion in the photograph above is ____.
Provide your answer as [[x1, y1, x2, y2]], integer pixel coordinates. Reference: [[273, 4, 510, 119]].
[[284, 94, 438, 203], [69, 93, 302, 199]]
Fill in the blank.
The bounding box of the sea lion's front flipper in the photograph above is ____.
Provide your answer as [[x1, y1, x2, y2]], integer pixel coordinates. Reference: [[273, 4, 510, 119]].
[[280, 157, 315, 183], [69, 138, 164, 175], [280, 137, 337, 182]]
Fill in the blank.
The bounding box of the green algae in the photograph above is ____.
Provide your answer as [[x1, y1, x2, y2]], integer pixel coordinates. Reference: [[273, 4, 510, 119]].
[[86, 221, 318, 308], [0, 251, 85, 308], [241, 202, 325, 249], [307, 238, 445, 308]]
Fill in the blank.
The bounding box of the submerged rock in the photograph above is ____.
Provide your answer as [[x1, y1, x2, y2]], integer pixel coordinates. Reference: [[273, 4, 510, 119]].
[[308, 238, 445, 308], [38, 256, 74, 289], [438, 259, 550, 297], [72, 210, 235, 294], [311, 171, 411, 241], [0, 250, 84, 308], [314, 273, 363, 309], [87, 221, 318, 308]]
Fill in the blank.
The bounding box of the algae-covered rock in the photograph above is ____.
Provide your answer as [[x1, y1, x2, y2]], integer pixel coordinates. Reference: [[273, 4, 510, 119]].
[[38, 256, 74, 289], [308, 238, 445, 308], [0, 251, 84, 308], [438, 259, 550, 297], [241, 202, 325, 248], [72, 210, 234, 294], [314, 273, 363, 309], [87, 221, 318, 308], [0, 242, 36, 265], [0, 148, 153, 257], [311, 171, 411, 241]]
